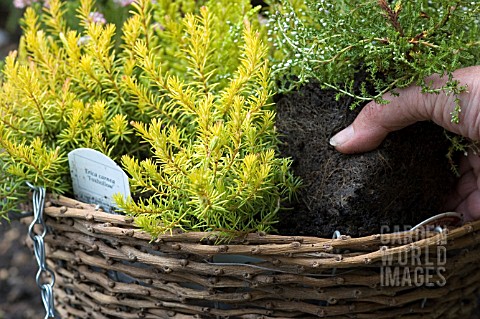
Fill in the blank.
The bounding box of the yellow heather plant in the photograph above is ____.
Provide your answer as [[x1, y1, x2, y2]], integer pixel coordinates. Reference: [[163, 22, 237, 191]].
[[0, 0, 300, 236]]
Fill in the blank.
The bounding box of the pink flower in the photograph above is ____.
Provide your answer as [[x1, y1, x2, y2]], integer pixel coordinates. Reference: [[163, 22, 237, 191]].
[[113, 0, 134, 7], [89, 11, 107, 25], [12, 0, 51, 8], [13, 0, 37, 9]]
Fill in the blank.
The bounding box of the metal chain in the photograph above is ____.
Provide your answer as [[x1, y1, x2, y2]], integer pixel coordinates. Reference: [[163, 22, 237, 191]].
[[27, 183, 56, 319]]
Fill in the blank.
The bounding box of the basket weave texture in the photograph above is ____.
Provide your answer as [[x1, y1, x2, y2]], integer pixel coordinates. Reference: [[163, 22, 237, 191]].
[[36, 195, 480, 318]]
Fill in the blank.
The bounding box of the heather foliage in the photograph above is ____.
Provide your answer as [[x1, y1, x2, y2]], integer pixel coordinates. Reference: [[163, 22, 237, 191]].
[[0, 0, 300, 236], [269, 0, 479, 122]]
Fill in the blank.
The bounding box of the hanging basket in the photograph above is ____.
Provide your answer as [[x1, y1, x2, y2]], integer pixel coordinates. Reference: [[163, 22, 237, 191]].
[[32, 194, 480, 318]]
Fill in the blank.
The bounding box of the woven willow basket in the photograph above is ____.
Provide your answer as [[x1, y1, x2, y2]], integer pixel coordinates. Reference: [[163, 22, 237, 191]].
[[34, 194, 480, 318]]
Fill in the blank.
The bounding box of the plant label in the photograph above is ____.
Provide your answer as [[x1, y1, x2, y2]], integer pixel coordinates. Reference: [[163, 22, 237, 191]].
[[68, 148, 130, 213]]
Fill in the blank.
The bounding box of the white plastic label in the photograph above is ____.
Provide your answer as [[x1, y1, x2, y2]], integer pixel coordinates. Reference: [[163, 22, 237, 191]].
[[68, 148, 130, 213]]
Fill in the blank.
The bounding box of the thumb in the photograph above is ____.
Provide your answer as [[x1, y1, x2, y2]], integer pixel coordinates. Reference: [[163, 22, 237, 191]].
[[329, 65, 480, 154], [329, 86, 430, 154]]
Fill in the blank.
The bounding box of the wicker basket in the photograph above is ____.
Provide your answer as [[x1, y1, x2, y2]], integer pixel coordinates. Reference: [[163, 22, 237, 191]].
[[33, 194, 480, 318]]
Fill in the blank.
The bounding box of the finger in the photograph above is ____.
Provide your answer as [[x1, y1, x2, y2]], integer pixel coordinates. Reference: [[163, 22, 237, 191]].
[[458, 153, 472, 176], [330, 66, 480, 154], [467, 152, 480, 177], [329, 86, 431, 154], [444, 169, 476, 211], [455, 189, 480, 222]]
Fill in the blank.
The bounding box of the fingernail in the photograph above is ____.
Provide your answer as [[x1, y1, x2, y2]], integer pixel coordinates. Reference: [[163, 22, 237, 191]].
[[329, 125, 354, 147]]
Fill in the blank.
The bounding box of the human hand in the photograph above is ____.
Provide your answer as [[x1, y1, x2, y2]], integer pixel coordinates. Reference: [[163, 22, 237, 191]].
[[329, 65, 480, 221], [444, 152, 480, 222]]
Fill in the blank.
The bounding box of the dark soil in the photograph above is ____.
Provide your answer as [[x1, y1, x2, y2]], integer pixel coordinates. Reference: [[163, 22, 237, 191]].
[[275, 82, 457, 237]]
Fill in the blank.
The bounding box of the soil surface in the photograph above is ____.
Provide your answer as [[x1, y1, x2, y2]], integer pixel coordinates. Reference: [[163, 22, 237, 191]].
[[275, 81, 458, 237]]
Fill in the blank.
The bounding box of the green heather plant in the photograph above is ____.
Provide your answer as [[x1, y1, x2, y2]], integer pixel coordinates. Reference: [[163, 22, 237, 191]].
[[0, 0, 300, 236], [269, 0, 479, 122]]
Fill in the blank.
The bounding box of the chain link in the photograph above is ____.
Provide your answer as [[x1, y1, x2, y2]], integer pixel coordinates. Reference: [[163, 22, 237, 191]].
[[27, 183, 56, 319]]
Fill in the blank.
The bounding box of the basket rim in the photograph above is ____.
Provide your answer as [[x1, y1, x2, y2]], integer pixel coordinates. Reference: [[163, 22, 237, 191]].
[[43, 194, 480, 250]]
